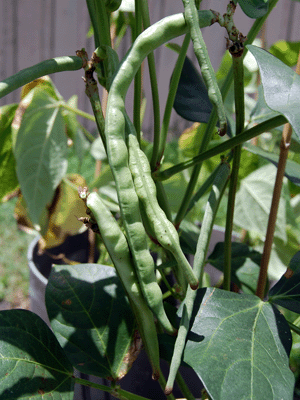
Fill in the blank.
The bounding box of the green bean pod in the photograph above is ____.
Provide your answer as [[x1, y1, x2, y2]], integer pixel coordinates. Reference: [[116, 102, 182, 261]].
[[182, 0, 227, 136], [85, 191, 161, 378], [165, 162, 230, 394], [128, 133, 199, 290], [86, 191, 176, 337], [103, 9, 215, 375]]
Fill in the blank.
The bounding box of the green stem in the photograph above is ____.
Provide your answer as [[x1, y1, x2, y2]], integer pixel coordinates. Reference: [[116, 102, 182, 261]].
[[134, 0, 143, 143], [171, 0, 279, 223], [174, 112, 218, 227], [165, 163, 230, 395], [85, 0, 100, 48], [182, 0, 227, 136], [0, 56, 83, 99], [185, 161, 225, 216], [140, 0, 161, 160], [94, 0, 111, 47], [85, 73, 107, 150], [288, 321, 300, 336], [74, 376, 151, 400], [61, 103, 96, 121], [223, 55, 244, 292], [152, 33, 191, 170], [153, 115, 287, 182], [175, 371, 196, 400]]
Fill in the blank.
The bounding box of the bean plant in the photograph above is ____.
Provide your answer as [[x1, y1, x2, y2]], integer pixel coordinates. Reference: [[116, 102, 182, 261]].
[[1, 0, 300, 399]]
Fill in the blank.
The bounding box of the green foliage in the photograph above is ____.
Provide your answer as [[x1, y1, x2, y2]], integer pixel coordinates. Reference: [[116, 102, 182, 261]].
[[0, 104, 19, 201], [1, 0, 300, 398]]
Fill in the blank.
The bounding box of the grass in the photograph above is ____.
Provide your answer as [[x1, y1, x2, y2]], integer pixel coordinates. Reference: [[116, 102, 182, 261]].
[[0, 198, 32, 308]]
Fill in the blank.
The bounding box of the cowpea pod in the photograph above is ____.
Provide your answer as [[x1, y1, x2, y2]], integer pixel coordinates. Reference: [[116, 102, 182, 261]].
[[105, 13, 216, 334], [182, 0, 227, 136], [87, 191, 176, 335], [128, 133, 198, 290], [83, 191, 162, 378], [165, 162, 231, 395]]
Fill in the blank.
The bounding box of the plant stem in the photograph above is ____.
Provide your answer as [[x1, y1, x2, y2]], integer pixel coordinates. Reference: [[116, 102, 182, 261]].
[[94, 0, 111, 48], [74, 376, 151, 400], [255, 52, 300, 300], [140, 0, 161, 160], [0, 56, 83, 99], [175, 371, 196, 400], [134, 0, 143, 143], [154, 115, 286, 182], [152, 33, 191, 170], [170, 0, 279, 224], [165, 163, 230, 394], [182, 0, 227, 136], [85, 71, 106, 150], [223, 54, 245, 292], [85, 0, 100, 48], [61, 103, 96, 121]]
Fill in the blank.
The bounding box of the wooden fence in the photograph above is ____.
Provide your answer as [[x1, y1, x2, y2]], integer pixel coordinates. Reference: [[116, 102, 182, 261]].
[[1, 0, 299, 137]]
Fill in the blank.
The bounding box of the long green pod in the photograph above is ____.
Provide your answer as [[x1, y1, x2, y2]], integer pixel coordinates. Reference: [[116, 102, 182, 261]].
[[182, 0, 227, 136], [165, 162, 230, 395], [88, 192, 176, 334], [104, 13, 215, 335], [128, 133, 198, 290], [0, 56, 83, 99], [84, 191, 161, 378]]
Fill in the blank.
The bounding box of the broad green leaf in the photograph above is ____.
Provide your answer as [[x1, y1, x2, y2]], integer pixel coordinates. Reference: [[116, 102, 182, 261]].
[[269, 40, 300, 67], [0, 104, 19, 201], [63, 95, 90, 162], [269, 251, 300, 313], [245, 142, 300, 186], [46, 264, 137, 380], [248, 85, 281, 127], [173, 57, 212, 123], [234, 164, 287, 241], [0, 309, 74, 399], [13, 88, 68, 229], [207, 242, 262, 294], [247, 45, 300, 140], [182, 288, 294, 400], [238, 0, 269, 19]]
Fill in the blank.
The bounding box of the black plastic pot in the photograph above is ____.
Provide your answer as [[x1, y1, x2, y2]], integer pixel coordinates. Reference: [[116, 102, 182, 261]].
[[28, 230, 205, 399]]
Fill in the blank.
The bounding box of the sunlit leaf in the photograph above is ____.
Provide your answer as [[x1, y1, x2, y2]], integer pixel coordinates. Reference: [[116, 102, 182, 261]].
[[247, 45, 300, 140], [0, 309, 74, 399], [183, 288, 294, 399], [13, 88, 68, 229], [234, 164, 287, 241]]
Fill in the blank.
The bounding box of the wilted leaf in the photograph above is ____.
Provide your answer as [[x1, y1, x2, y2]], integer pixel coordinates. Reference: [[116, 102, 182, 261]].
[[0, 104, 19, 201]]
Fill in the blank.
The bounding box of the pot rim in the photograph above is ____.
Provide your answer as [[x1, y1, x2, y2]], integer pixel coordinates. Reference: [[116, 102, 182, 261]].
[[27, 235, 48, 286]]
